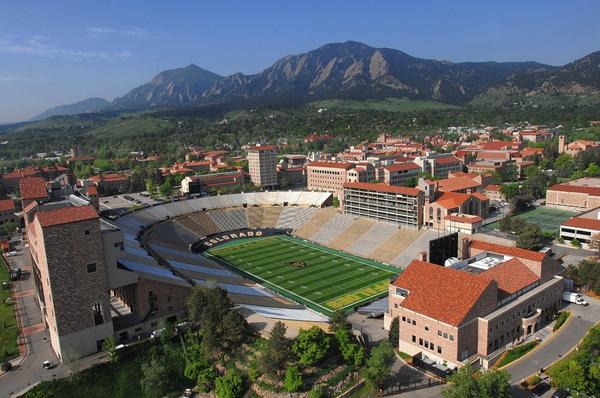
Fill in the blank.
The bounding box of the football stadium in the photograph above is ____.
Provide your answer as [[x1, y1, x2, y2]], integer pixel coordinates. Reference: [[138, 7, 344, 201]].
[[110, 191, 421, 322], [204, 235, 398, 316]]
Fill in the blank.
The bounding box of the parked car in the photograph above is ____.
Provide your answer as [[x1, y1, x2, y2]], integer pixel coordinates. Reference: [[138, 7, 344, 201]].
[[181, 388, 194, 398], [563, 292, 589, 306], [1, 362, 12, 372], [10, 267, 22, 281], [150, 328, 165, 339], [42, 360, 56, 369], [531, 382, 551, 397], [551, 388, 570, 398]]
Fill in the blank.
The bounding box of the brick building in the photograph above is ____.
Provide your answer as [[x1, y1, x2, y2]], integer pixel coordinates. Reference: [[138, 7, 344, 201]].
[[307, 161, 356, 196], [247, 145, 277, 188], [386, 239, 563, 369], [342, 182, 423, 228], [546, 178, 600, 211]]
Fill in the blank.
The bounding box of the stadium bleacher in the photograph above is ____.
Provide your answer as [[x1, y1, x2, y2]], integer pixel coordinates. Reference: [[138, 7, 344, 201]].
[[293, 207, 339, 239], [347, 221, 398, 257], [328, 218, 377, 251], [309, 213, 356, 245]]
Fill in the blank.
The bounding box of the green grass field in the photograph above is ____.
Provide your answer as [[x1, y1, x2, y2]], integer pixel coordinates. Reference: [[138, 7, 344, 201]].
[[0, 255, 19, 363], [204, 235, 400, 316], [487, 206, 575, 234]]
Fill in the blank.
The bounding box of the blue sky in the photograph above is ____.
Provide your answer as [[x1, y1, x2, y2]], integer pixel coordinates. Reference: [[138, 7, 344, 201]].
[[1, 1, 599, 122]]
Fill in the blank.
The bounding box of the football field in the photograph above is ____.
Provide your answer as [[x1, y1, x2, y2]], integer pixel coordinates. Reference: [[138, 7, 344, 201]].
[[204, 235, 400, 316]]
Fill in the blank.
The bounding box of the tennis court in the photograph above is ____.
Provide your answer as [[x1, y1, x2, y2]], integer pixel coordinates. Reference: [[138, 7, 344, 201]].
[[488, 206, 575, 234]]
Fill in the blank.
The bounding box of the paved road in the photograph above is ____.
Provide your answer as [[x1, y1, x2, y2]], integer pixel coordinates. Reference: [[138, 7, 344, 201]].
[[504, 294, 600, 383]]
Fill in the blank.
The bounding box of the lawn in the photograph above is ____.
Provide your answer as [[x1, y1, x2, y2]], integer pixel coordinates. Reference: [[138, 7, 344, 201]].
[[22, 351, 144, 398], [0, 255, 19, 363], [496, 341, 538, 368], [204, 235, 400, 316], [487, 206, 575, 235]]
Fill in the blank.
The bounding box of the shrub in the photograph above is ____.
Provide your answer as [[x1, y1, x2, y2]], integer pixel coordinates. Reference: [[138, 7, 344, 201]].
[[292, 326, 330, 366], [571, 239, 581, 248], [308, 384, 326, 398], [215, 368, 245, 398], [553, 312, 570, 331], [528, 374, 541, 386], [283, 366, 303, 392]]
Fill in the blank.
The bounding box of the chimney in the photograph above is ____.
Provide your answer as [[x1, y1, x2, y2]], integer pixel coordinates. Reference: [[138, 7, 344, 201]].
[[461, 238, 471, 260]]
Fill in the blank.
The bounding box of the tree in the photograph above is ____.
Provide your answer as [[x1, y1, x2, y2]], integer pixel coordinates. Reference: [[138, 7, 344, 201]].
[[146, 179, 156, 194], [260, 321, 290, 376], [388, 317, 399, 348], [0, 221, 17, 236], [329, 309, 351, 333], [522, 167, 548, 199], [566, 259, 600, 293], [215, 368, 245, 398], [442, 366, 510, 398], [500, 163, 518, 182], [221, 310, 248, 348], [284, 366, 303, 392], [184, 339, 216, 391], [101, 336, 118, 363], [292, 326, 330, 366], [586, 162, 600, 177], [335, 329, 365, 366], [549, 360, 587, 393], [571, 238, 582, 248], [159, 181, 172, 197], [499, 183, 520, 201], [516, 223, 543, 250], [555, 153, 576, 177], [510, 193, 534, 212], [362, 340, 395, 389]]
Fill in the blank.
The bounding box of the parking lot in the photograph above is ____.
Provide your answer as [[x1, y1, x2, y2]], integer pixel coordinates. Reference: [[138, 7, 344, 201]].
[[99, 192, 161, 216]]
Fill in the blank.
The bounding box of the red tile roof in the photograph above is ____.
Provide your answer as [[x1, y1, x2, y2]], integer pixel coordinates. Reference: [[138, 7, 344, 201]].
[[307, 161, 354, 170], [437, 177, 480, 192], [469, 239, 546, 262], [36, 205, 98, 228], [484, 184, 500, 192], [471, 192, 489, 201], [480, 258, 539, 297], [19, 177, 48, 200], [393, 260, 493, 326], [0, 199, 15, 212], [446, 214, 483, 224], [343, 182, 420, 196], [384, 162, 421, 172], [547, 183, 600, 196], [435, 191, 470, 209], [562, 217, 600, 231], [247, 145, 276, 151], [479, 141, 520, 151], [434, 156, 462, 165]]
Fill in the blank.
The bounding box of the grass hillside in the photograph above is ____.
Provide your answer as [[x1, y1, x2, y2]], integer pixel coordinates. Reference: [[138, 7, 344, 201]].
[[309, 97, 457, 112]]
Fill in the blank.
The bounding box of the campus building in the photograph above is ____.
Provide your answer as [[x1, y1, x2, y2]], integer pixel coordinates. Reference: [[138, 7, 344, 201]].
[[559, 207, 600, 248], [546, 178, 600, 211], [383, 162, 422, 186], [307, 161, 356, 196], [413, 154, 463, 179], [342, 182, 424, 228], [386, 239, 564, 370], [247, 145, 277, 188]]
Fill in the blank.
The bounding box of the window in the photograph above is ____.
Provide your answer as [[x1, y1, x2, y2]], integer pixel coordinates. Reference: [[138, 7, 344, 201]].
[[114, 241, 124, 250], [84, 230, 90, 235], [443, 332, 448, 338], [419, 338, 423, 346], [402, 316, 406, 322], [92, 302, 104, 325], [438, 330, 442, 336], [412, 320, 416, 326], [86, 263, 97, 273], [437, 346, 442, 354], [412, 335, 416, 343], [167, 296, 172, 302], [424, 326, 429, 331], [449, 335, 454, 341], [394, 303, 398, 308]]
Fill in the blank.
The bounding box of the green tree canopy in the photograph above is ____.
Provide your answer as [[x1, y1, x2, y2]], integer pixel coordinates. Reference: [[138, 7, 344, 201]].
[[292, 326, 330, 366], [362, 340, 395, 389]]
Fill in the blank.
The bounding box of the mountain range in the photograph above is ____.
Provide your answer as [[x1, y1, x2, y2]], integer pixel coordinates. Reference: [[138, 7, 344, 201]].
[[36, 41, 600, 119]]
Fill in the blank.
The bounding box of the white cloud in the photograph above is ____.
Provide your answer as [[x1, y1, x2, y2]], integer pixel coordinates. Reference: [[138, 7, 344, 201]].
[[0, 36, 132, 61], [86, 27, 150, 39]]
